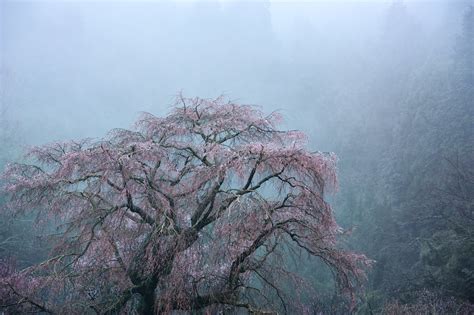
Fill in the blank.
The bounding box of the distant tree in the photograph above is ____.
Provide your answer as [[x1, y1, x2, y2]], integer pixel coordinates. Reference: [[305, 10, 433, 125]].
[[382, 289, 474, 314], [0, 72, 17, 169], [454, 5, 473, 85], [418, 156, 474, 302], [0, 96, 369, 314], [0, 72, 47, 274], [353, 3, 474, 308]]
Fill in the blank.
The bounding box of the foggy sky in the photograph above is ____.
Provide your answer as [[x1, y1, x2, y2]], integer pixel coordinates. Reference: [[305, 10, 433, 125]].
[[0, 0, 466, 150]]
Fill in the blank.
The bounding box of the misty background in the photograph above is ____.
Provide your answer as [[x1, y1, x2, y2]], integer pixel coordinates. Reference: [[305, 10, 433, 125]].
[[1, 0, 461, 145], [1, 0, 473, 313]]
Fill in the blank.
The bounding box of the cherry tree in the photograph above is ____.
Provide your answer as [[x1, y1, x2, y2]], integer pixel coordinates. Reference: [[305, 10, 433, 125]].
[[1, 96, 370, 314]]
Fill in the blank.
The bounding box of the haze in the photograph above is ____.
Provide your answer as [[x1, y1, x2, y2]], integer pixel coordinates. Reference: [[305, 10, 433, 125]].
[[1, 0, 472, 313]]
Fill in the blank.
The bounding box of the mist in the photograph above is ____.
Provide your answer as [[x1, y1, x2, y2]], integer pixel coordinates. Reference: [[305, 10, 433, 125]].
[[1, 0, 473, 313], [1, 0, 458, 144]]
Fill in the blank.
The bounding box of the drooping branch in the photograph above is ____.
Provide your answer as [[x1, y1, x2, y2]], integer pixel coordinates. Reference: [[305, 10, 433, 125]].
[[1, 95, 368, 314]]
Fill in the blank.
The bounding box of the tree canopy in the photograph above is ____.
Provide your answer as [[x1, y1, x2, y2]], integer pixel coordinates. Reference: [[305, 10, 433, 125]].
[[0, 96, 369, 314]]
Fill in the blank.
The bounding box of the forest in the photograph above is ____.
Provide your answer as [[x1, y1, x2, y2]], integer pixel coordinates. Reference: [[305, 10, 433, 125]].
[[0, 0, 473, 314]]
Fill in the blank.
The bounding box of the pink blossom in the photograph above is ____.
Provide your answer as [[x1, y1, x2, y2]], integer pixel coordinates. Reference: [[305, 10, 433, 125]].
[[1, 95, 369, 314]]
